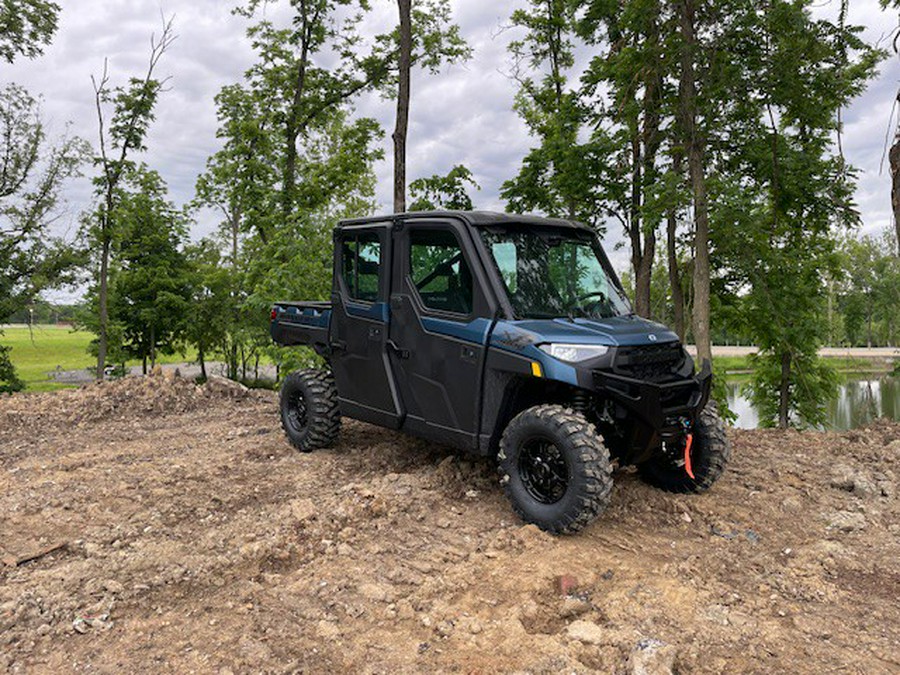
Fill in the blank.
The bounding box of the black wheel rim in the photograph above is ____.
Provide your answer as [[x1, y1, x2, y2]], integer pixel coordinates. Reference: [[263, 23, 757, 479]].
[[286, 391, 308, 433], [518, 437, 569, 504]]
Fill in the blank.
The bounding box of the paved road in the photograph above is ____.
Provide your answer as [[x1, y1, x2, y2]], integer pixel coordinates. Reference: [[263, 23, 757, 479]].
[[686, 345, 899, 359]]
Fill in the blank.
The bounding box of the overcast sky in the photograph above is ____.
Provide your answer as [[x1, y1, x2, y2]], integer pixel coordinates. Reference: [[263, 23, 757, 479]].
[[5, 0, 900, 297]]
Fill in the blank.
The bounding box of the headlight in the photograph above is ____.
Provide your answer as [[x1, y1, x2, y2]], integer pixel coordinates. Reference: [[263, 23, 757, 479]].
[[539, 343, 609, 363]]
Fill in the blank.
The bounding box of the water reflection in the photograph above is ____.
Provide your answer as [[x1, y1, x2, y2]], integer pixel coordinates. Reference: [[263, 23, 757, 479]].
[[726, 376, 900, 430]]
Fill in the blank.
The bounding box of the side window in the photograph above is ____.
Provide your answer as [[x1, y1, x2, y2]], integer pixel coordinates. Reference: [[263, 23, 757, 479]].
[[341, 231, 382, 302], [409, 228, 473, 315], [491, 241, 517, 293]]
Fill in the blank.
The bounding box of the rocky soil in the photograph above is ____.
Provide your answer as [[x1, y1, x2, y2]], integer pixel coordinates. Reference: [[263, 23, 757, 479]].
[[1, 373, 898, 674]]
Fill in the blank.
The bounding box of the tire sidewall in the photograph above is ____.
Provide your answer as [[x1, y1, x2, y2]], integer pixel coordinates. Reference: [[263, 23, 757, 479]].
[[500, 406, 611, 532], [280, 371, 313, 449], [503, 420, 582, 525], [639, 402, 729, 492]]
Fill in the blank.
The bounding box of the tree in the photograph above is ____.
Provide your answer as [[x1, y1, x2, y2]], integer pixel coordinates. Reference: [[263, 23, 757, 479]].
[[502, 0, 612, 234], [0, 341, 23, 393], [720, 0, 882, 428], [195, 2, 391, 381], [393, 0, 411, 213], [0, 83, 89, 322], [111, 167, 191, 372], [89, 16, 175, 379], [575, 0, 675, 319], [409, 164, 480, 211], [236, 0, 394, 220], [388, 0, 470, 213], [184, 240, 240, 381], [0, 0, 59, 64], [675, 0, 711, 362], [881, 0, 900, 255]]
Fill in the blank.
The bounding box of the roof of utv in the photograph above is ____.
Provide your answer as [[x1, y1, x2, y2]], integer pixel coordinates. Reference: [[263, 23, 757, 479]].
[[338, 210, 592, 232]]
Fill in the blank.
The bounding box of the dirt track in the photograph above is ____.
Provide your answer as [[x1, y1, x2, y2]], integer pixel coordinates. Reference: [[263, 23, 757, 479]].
[[1, 374, 898, 674]]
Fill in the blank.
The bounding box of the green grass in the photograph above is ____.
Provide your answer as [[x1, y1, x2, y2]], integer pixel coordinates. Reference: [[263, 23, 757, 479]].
[[1, 325, 197, 392], [3, 325, 894, 392], [714, 354, 894, 376]]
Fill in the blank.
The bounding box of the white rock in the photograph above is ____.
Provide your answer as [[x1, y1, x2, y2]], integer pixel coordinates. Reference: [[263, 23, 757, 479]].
[[566, 620, 606, 645]]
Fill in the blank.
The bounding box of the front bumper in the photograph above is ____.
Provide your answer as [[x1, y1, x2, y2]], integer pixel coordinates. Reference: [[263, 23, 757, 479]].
[[593, 360, 713, 463]]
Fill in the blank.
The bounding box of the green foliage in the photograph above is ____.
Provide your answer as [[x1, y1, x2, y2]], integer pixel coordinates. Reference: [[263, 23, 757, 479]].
[[111, 167, 192, 365], [0, 334, 25, 394], [0, 0, 59, 63], [710, 362, 737, 426], [189, 2, 387, 381], [834, 229, 899, 347], [409, 165, 480, 211], [0, 83, 90, 322], [712, 1, 882, 427], [746, 351, 839, 429], [372, 0, 471, 92], [502, 0, 611, 228]]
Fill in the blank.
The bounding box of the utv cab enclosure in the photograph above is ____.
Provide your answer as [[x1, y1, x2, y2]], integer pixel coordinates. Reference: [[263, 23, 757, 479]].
[[271, 211, 730, 533]]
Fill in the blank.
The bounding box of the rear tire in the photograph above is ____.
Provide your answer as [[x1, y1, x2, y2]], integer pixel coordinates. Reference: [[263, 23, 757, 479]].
[[638, 401, 730, 493], [498, 404, 613, 534], [279, 369, 340, 452]]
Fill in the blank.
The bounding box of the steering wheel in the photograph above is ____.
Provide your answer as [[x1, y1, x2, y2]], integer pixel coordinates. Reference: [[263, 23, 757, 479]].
[[572, 291, 611, 316]]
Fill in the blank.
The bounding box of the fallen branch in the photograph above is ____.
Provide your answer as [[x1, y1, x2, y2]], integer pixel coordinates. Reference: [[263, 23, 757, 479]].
[[2, 541, 68, 567]]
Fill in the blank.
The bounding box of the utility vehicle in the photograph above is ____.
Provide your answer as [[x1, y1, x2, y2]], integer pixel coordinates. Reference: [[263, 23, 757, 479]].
[[270, 211, 730, 533]]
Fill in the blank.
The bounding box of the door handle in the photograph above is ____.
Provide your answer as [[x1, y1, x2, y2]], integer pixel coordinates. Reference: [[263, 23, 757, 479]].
[[330, 340, 347, 353], [387, 340, 410, 359]]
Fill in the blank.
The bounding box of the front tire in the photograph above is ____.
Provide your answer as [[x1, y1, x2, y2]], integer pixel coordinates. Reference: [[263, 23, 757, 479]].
[[498, 405, 613, 534], [279, 369, 340, 452], [638, 401, 730, 493]]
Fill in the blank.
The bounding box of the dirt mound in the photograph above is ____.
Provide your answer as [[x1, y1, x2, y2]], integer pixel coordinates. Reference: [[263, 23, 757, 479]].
[[1, 385, 898, 673], [0, 373, 271, 434]]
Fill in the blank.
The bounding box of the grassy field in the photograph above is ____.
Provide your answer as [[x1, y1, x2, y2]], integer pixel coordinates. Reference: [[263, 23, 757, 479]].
[[1, 325, 196, 392], [2, 325, 895, 392], [714, 354, 892, 376]]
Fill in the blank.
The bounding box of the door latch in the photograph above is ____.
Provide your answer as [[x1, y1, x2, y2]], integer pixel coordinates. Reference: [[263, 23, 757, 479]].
[[387, 340, 410, 359]]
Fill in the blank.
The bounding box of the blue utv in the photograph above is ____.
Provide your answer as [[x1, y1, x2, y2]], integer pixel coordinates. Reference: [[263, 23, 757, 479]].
[[270, 211, 730, 534]]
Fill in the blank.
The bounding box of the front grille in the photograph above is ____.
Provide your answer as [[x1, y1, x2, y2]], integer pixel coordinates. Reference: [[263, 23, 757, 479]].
[[614, 342, 684, 382]]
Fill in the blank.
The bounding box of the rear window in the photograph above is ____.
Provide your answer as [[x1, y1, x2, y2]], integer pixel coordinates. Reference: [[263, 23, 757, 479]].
[[341, 232, 381, 302]]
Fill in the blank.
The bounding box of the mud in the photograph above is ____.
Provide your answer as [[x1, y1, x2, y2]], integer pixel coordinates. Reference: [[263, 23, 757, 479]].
[[1, 374, 898, 673]]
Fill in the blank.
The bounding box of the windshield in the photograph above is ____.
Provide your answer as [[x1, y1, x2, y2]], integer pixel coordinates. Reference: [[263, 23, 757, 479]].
[[480, 227, 632, 320]]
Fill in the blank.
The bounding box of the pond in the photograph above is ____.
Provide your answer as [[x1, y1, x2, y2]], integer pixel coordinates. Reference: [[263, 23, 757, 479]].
[[726, 375, 900, 430]]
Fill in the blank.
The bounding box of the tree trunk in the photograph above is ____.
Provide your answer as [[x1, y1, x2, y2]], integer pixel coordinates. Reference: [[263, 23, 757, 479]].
[[199, 344, 207, 380], [629, 135, 649, 316], [778, 350, 791, 429], [890, 138, 900, 257], [867, 296, 873, 348], [142, 354, 147, 376], [150, 324, 156, 368], [96, 232, 111, 380], [667, 207, 686, 341], [283, 23, 311, 218], [678, 0, 712, 364], [393, 0, 412, 214], [635, 231, 656, 319], [231, 206, 240, 266]]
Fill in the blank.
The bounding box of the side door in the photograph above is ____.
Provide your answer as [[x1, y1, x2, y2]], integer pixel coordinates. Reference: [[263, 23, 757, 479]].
[[388, 219, 496, 450], [329, 224, 402, 429]]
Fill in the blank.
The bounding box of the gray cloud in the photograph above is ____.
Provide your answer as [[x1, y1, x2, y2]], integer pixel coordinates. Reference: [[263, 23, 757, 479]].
[[3, 0, 898, 298]]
